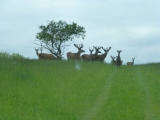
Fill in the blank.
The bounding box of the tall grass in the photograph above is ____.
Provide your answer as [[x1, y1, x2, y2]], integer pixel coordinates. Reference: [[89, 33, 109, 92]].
[[0, 56, 160, 120]]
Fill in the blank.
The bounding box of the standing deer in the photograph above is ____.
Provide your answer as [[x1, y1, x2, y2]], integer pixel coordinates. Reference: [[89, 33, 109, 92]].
[[116, 50, 122, 67], [92, 46, 102, 61], [110, 55, 117, 65], [67, 43, 85, 60], [116, 56, 123, 65], [82, 47, 94, 61], [35, 48, 60, 60], [96, 47, 111, 62], [127, 58, 135, 65]]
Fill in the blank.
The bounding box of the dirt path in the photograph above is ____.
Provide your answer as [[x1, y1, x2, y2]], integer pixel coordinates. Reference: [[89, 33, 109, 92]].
[[135, 69, 156, 120], [81, 69, 117, 120]]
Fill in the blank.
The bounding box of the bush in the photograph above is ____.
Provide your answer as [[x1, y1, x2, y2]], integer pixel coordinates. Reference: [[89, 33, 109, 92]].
[[10, 53, 26, 59], [0, 51, 26, 59]]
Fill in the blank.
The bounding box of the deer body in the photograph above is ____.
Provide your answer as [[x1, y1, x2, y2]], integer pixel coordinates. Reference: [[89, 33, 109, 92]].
[[111, 56, 117, 65], [127, 58, 135, 65], [35, 49, 59, 60], [116, 56, 123, 65], [82, 47, 94, 61], [92, 46, 102, 61], [116, 50, 122, 67], [67, 43, 85, 60], [67, 51, 83, 60], [96, 47, 111, 62]]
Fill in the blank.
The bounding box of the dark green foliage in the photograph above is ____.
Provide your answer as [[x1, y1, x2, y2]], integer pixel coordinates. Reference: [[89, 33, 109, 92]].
[[0, 51, 26, 59]]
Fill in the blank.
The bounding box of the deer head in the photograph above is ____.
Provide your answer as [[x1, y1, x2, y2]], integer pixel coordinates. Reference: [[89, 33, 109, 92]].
[[89, 47, 94, 60], [111, 55, 117, 65], [74, 43, 85, 55], [101, 47, 111, 57], [102, 47, 111, 53], [89, 47, 94, 54], [35, 48, 39, 57]]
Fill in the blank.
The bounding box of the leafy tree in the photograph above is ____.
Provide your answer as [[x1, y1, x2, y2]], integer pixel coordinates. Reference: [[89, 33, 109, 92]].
[[35, 20, 86, 59]]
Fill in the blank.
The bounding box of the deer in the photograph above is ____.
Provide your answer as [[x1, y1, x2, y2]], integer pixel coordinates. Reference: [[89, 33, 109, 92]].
[[116, 56, 123, 65], [116, 50, 122, 67], [96, 47, 111, 62], [81, 47, 94, 61], [127, 58, 135, 65], [35, 48, 60, 60], [67, 43, 85, 60], [110, 55, 117, 65], [92, 46, 102, 61]]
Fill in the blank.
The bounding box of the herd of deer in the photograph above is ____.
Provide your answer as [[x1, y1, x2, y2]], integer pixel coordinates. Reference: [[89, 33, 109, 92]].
[[35, 43, 135, 67]]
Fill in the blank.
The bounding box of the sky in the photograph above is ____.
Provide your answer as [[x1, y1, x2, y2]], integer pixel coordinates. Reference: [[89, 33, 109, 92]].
[[0, 0, 160, 64]]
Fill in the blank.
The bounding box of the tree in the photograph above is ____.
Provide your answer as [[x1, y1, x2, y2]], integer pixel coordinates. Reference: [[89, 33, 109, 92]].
[[35, 20, 86, 59]]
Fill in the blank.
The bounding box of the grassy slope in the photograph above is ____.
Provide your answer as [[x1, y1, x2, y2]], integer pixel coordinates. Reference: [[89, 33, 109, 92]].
[[0, 59, 160, 120]]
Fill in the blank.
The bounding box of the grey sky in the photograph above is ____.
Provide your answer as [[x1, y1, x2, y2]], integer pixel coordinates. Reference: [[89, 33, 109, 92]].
[[0, 0, 160, 64]]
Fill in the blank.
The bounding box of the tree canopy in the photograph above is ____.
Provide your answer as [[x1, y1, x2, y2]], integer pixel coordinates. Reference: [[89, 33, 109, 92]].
[[35, 20, 86, 59]]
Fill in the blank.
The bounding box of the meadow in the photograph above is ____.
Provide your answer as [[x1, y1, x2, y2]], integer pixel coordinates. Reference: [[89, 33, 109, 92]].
[[0, 58, 160, 120]]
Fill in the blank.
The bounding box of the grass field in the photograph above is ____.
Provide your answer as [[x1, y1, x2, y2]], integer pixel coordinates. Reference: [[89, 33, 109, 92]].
[[0, 58, 160, 120]]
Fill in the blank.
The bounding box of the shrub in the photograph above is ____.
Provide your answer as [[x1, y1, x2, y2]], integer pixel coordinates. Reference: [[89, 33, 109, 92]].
[[0, 51, 26, 59]]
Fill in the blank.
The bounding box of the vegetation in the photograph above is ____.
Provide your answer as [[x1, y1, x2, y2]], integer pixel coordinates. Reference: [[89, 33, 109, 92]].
[[0, 51, 26, 59], [35, 20, 86, 58], [0, 54, 160, 120]]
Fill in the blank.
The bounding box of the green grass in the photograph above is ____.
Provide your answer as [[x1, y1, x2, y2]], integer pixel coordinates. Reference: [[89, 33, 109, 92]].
[[0, 58, 160, 120]]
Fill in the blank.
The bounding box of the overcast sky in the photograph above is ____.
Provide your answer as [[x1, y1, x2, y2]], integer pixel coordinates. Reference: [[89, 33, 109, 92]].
[[0, 0, 160, 64]]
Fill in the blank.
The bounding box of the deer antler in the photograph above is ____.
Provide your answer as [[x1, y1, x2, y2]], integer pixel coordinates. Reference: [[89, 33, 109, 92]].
[[35, 47, 39, 50], [74, 43, 84, 49], [102, 47, 111, 52], [74, 44, 79, 48], [93, 46, 101, 50], [102, 47, 107, 51], [98, 46, 102, 49], [110, 55, 115, 59], [89, 47, 94, 52], [79, 43, 83, 49]]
